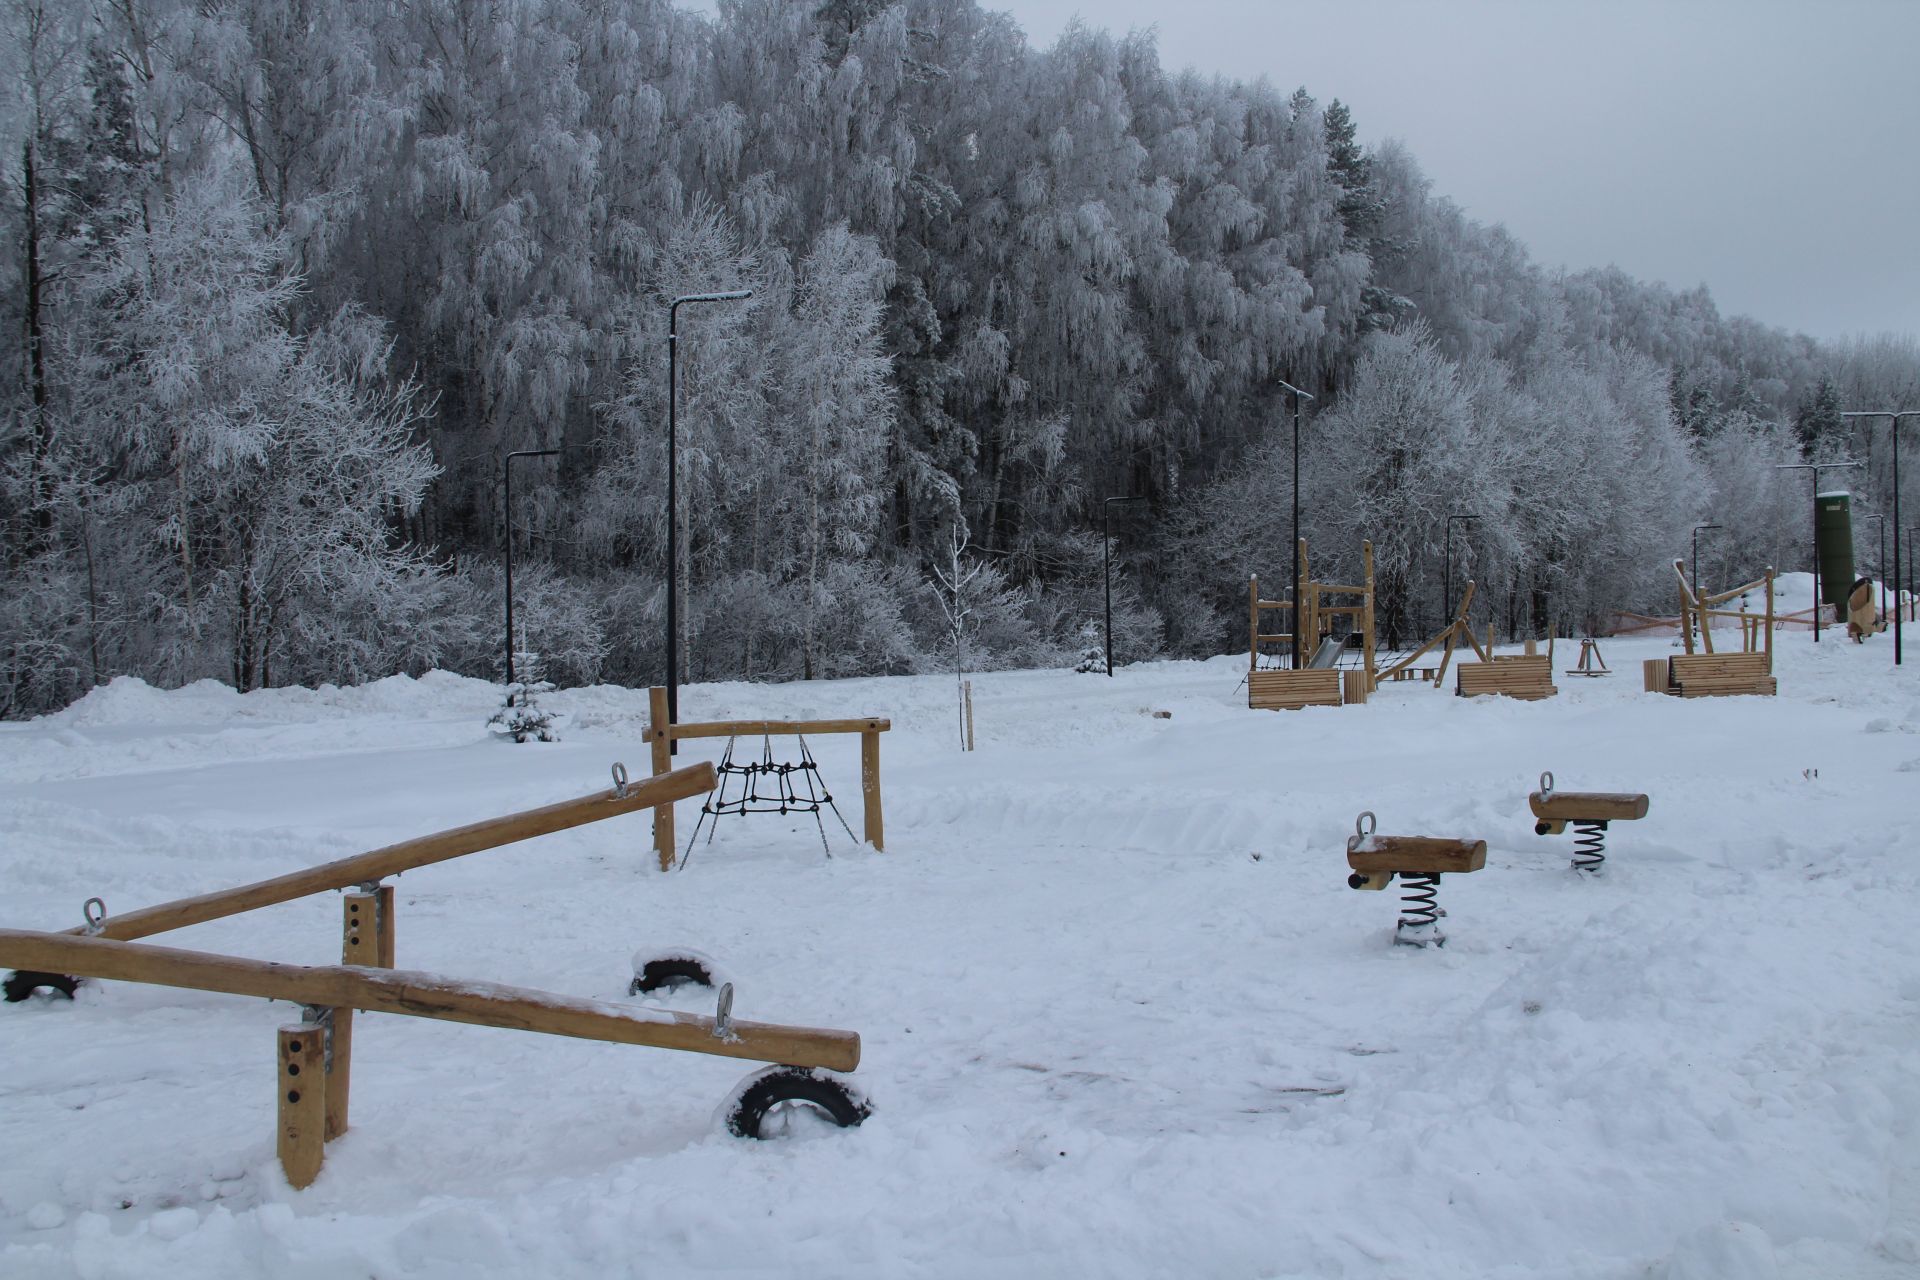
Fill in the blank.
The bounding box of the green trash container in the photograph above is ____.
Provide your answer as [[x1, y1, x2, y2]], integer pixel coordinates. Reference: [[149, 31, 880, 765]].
[[1816, 490, 1855, 613]]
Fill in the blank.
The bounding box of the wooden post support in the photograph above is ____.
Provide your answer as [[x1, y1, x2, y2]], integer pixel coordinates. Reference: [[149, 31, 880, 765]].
[[1362, 540, 1378, 693], [374, 885, 395, 968], [1248, 575, 1260, 675], [342, 892, 378, 966], [1763, 568, 1775, 671], [963, 681, 975, 752], [278, 1022, 328, 1189], [324, 1008, 353, 1142], [345, 886, 396, 969], [861, 729, 884, 851], [649, 686, 676, 873]]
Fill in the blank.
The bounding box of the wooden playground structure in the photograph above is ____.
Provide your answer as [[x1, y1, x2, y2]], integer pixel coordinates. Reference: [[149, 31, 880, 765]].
[[1248, 540, 1377, 709], [1248, 543, 1561, 708], [643, 687, 889, 870], [0, 761, 870, 1188], [1650, 561, 1778, 697]]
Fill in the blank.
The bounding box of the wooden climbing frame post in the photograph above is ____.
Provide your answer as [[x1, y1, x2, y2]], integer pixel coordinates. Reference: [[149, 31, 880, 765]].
[[861, 728, 884, 851], [650, 686, 676, 872]]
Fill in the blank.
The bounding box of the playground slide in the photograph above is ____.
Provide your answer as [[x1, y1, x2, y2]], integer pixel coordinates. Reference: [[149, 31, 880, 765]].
[[1308, 633, 1350, 669]]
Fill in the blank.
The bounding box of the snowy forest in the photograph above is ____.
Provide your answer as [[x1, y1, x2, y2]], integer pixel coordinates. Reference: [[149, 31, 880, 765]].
[[3, 0, 1917, 717]]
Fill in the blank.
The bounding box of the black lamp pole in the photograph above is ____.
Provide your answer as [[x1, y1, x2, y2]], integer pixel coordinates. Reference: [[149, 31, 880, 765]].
[[503, 448, 560, 688], [1690, 523, 1721, 644], [1861, 514, 1886, 621], [666, 289, 752, 747], [1774, 460, 1861, 645], [1444, 513, 1477, 624], [1839, 410, 1914, 665], [1102, 495, 1148, 677], [1276, 378, 1315, 670], [1909, 526, 1918, 625]]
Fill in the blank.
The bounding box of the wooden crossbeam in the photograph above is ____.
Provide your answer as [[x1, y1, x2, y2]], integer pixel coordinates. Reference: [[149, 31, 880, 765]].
[[647, 718, 890, 743]]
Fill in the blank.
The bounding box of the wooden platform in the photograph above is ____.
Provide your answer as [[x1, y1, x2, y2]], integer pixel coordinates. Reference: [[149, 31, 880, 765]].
[[1455, 655, 1557, 701], [1662, 652, 1776, 698], [1249, 669, 1343, 710]]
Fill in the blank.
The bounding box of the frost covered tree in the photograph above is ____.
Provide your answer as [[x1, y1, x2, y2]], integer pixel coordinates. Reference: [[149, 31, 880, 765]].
[[771, 224, 896, 677], [47, 170, 441, 691], [925, 526, 1033, 744]]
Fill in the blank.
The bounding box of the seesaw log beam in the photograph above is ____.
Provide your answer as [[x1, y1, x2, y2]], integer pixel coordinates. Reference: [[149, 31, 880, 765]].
[[58, 763, 717, 944], [0, 930, 860, 1072]]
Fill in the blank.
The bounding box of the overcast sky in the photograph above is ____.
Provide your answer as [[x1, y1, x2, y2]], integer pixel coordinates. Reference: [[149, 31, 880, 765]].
[[987, 0, 1919, 343]]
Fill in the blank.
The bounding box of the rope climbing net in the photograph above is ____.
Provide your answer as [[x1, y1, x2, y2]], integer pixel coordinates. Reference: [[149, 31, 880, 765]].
[[683, 734, 856, 867]]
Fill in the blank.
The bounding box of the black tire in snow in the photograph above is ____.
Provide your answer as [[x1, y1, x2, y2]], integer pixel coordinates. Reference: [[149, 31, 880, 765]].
[[723, 1066, 872, 1139], [627, 955, 717, 996], [4, 970, 78, 1003]]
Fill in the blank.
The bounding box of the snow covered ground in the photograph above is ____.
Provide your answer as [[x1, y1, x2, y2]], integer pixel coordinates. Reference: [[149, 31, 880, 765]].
[[3, 620, 1919, 1279]]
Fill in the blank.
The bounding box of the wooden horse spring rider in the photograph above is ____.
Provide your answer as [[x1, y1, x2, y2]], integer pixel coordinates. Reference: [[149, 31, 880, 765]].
[[1528, 772, 1649, 874], [1345, 812, 1487, 947]]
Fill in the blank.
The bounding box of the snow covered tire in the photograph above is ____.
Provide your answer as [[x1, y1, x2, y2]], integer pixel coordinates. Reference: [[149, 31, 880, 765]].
[[628, 953, 718, 996], [4, 970, 78, 1003], [723, 1066, 871, 1139]]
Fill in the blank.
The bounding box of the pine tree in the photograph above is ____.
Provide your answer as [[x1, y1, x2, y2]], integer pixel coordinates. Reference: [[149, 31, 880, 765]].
[[1794, 378, 1842, 460]]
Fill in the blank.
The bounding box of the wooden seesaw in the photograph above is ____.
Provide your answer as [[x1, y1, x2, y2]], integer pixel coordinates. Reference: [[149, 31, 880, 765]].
[[1344, 812, 1487, 948], [1528, 772, 1649, 874], [5, 761, 718, 1001], [0, 761, 871, 1186]]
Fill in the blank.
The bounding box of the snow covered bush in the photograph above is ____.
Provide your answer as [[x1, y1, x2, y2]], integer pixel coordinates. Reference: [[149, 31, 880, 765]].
[[489, 652, 558, 743], [1073, 622, 1107, 674]]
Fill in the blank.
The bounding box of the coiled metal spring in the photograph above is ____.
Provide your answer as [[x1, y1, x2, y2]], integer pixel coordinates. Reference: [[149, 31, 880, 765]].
[[1572, 819, 1608, 874], [1396, 873, 1442, 944]]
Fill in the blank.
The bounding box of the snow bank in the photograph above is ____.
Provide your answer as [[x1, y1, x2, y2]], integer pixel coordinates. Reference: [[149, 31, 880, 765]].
[[3, 635, 1918, 1278]]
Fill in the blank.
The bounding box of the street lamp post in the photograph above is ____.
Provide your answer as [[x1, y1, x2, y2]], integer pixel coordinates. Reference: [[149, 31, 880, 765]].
[[666, 289, 752, 747], [1102, 495, 1148, 678], [1909, 527, 1918, 625], [504, 448, 561, 689], [1861, 513, 1886, 621], [1276, 378, 1315, 670], [1690, 523, 1721, 646], [1444, 513, 1477, 626], [1774, 459, 1861, 646], [1839, 410, 1915, 665]]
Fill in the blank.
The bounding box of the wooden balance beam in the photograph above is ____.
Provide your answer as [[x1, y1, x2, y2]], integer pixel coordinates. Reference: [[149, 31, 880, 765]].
[[0, 928, 860, 1187]]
